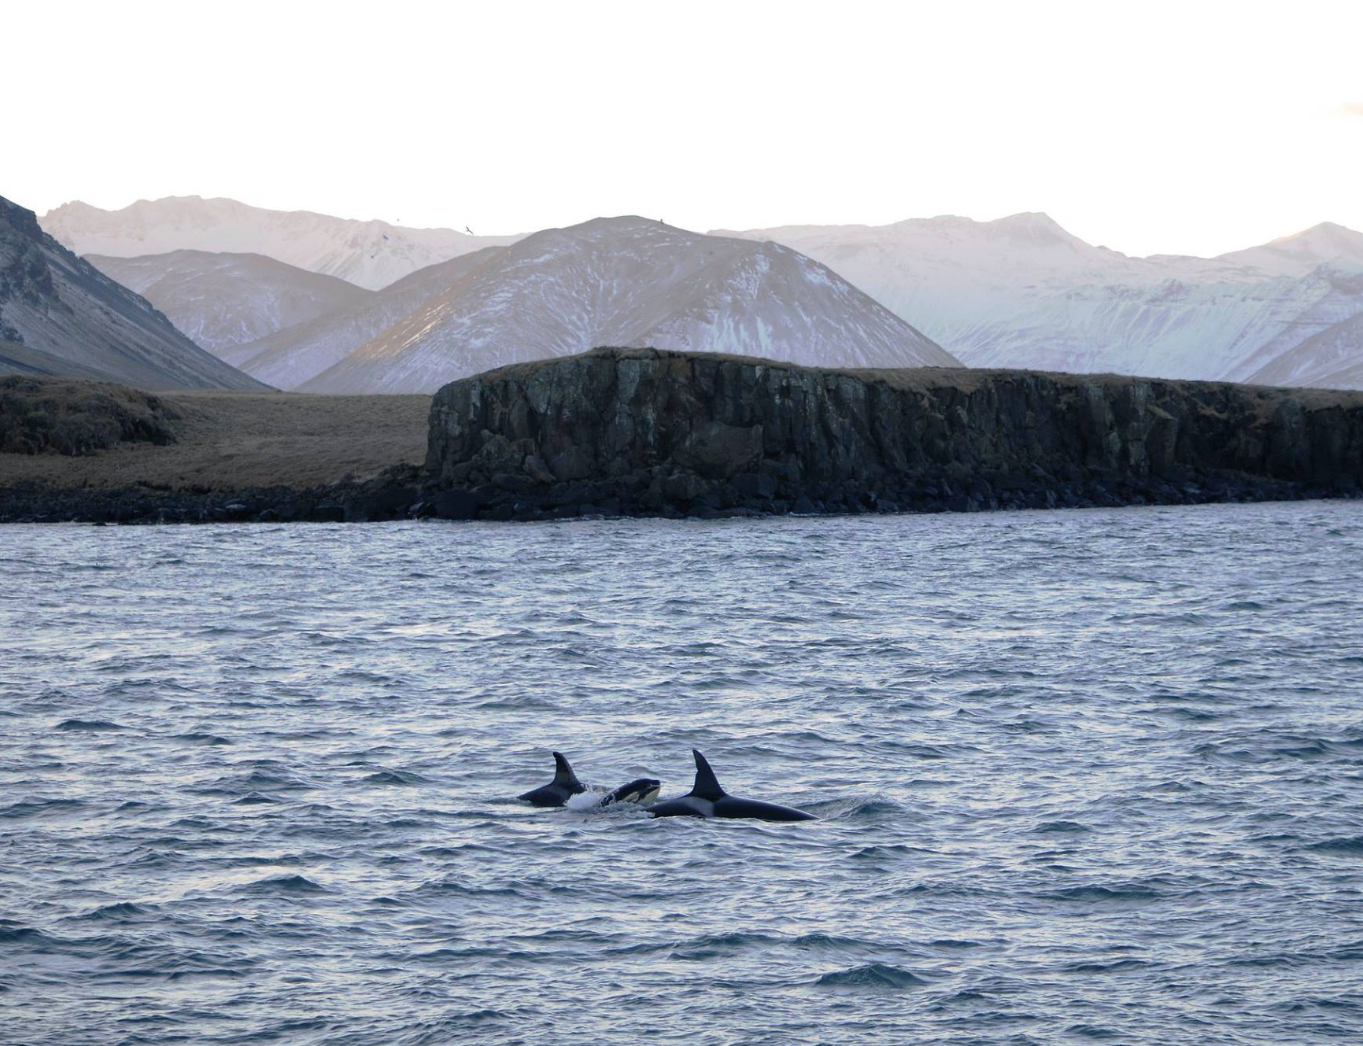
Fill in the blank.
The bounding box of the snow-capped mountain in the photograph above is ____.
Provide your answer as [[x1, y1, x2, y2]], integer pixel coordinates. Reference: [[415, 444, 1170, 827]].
[[42, 197, 521, 291], [298, 217, 960, 394], [715, 215, 1363, 390], [87, 251, 374, 354], [1218, 222, 1363, 278], [0, 195, 265, 390], [224, 247, 510, 389]]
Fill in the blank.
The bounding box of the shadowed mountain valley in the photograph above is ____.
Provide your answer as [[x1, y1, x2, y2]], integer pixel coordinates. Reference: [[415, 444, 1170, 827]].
[[0, 196, 265, 390], [86, 250, 374, 355]]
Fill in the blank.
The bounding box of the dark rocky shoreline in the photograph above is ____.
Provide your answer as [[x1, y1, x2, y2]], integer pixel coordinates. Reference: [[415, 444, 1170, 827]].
[[0, 468, 425, 525], [5, 347, 1363, 523], [2, 460, 1357, 526], [418, 464, 1357, 523]]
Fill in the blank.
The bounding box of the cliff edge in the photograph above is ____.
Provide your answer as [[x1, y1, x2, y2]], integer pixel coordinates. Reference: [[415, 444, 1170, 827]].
[[425, 347, 1363, 520]]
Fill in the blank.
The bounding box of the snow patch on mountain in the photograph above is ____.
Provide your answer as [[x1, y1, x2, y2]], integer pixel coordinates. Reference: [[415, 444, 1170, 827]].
[[227, 247, 511, 389], [715, 215, 1363, 389], [298, 217, 959, 394], [1218, 222, 1363, 278]]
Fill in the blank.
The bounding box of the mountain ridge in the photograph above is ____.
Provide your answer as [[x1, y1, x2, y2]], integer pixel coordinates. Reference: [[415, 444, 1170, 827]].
[[43, 196, 521, 291], [42, 195, 1363, 393], [714, 213, 1363, 390], [0, 195, 266, 390], [226, 246, 511, 389], [86, 250, 374, 354], [299, 216, 960, 394]]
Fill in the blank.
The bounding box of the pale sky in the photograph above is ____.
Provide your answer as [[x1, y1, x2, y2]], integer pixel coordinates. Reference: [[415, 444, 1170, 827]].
[[10, 0, 1362, 258]]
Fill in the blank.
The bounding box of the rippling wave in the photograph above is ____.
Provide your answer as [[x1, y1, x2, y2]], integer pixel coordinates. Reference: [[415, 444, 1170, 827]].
[[2, 502, 1362, 1044]]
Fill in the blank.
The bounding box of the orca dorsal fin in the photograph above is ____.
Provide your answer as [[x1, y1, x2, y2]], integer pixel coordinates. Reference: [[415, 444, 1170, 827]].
[[552, 751, 582, 790], [689, 749, 725, 800]]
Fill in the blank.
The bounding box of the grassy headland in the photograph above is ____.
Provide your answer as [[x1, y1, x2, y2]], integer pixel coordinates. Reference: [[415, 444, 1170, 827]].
[[0, 378, 429, 522]]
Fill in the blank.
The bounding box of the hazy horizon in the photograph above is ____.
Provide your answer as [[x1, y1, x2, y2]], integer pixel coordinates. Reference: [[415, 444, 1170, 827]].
[[10, 0, 1362, 259], [35, 195, 1363, 264]]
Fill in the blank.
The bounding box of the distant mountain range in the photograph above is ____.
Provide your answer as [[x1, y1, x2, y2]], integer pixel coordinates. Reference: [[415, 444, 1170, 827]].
[[44, 197, 519, 291], [31, 195, 1363, 394], [714, 214, 1363, 390], [50, 210, 958, 393], [299, 217, 957, 394], [0, 196, 264, 390]]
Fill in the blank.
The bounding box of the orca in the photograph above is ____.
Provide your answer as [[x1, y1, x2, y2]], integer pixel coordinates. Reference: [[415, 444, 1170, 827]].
[[597, 777, 662, 808], [517, 751, 587, 807], [649, 749, 816, 821]]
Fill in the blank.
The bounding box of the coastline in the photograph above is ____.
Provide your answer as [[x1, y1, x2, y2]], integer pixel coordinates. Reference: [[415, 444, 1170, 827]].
[[0, 383, 428, 523], [5, 350, 1363, 524]]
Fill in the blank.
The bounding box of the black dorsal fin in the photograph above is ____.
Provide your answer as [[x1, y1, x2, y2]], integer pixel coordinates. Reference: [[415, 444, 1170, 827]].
[[690, 749, 725, 800], [552, 751, 582, 790]]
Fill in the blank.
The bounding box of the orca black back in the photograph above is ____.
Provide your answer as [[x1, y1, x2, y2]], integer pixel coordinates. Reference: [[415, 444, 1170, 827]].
[[650, 749, 816, 821], [518, 751, 586, 807]]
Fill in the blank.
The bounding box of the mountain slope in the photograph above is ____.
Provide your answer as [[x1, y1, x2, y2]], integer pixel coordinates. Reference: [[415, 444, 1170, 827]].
[[715, 215, 1363, 389], [86, 250, 374, 355], [0, 341, 124, 382], [225, 246, 512, 389], [1248, 310, 1363, 389], [1217, 222, 1363, 278], [299, 217, 959, 394], [43, 197, 521, 291], [0, 196, 266, 390]]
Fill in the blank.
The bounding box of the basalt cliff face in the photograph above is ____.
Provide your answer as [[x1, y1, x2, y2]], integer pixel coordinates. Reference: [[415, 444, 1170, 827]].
[[8, 348, 1362, 526], [425, 347, 1363, 520]]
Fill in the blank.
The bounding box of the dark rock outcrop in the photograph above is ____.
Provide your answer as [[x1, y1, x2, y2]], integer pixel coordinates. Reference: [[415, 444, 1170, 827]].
[[0, 465, 424, 525], [0, 375, 179, 455], [425, 347, 1363, 520]]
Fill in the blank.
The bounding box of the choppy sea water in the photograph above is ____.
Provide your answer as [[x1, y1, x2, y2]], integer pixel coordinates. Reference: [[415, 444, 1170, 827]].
[[2, 503, 1362, 1046]]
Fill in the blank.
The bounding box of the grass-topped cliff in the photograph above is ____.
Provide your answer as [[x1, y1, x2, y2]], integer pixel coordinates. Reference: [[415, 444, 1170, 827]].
[[425, 347, 1363, 520], [3, 347, 1362, 523]]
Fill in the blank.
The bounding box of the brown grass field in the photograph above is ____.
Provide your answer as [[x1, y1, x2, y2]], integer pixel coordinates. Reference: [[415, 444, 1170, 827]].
[[0, 389, 430, 491]]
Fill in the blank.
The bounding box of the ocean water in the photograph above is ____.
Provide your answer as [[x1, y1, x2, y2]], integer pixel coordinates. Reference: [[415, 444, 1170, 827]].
[[2, 502, 1362, 1046]]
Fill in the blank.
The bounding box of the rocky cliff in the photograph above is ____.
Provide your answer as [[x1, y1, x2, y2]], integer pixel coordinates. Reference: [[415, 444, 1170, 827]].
[[425, 347, 1363, 520]]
